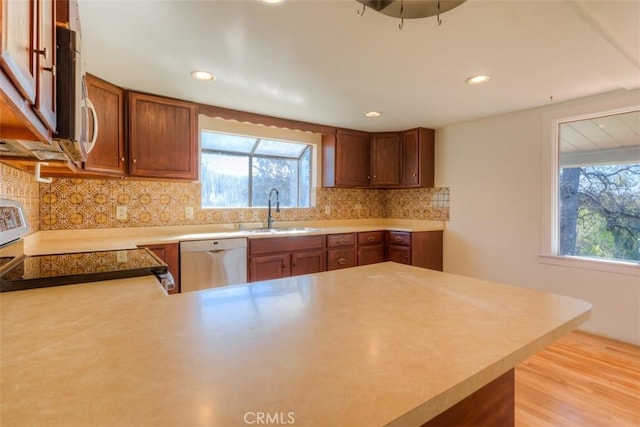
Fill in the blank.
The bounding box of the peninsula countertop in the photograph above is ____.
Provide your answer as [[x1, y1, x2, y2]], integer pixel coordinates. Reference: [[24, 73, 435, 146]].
[[0, 263, 591, 426]]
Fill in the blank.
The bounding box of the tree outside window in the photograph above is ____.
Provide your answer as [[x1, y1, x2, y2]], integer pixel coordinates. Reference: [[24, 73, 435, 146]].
[[558, 110, 640, 263]]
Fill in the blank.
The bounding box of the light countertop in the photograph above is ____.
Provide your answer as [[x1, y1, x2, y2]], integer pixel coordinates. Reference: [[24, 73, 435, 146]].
[[0, 262, 591, 426], [24, 219, 445, 255]]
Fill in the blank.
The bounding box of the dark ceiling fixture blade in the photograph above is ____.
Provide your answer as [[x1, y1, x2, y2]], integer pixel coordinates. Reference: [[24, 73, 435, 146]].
[[355, 0, 466, 20]]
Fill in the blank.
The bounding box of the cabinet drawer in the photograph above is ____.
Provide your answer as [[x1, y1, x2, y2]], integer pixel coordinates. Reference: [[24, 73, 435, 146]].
[[327, 233, 355, 248], [357, 231, 384, 246], [327, 248, 356, 270], [388, 231, 411, 246], [249, 235, 325, 255]]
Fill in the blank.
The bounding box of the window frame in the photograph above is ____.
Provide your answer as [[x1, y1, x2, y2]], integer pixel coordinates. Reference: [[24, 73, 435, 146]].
[[539, 93, 640, 276], [198, 119, 319, 210]]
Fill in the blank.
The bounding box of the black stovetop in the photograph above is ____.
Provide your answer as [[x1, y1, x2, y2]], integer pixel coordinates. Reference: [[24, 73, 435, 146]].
[[0, 248, 167, 292]]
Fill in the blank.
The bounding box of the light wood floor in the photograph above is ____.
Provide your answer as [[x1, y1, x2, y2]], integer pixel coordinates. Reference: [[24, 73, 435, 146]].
[[515, 330, 640, 427]]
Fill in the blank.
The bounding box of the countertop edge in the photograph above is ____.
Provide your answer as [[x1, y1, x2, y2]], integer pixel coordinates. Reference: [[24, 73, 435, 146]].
[[386, 308, 592, 426], [24, 219, 446, 254]]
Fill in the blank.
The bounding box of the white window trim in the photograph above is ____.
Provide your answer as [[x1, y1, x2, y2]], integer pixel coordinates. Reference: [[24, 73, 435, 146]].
[[539, 90, 640, 277]]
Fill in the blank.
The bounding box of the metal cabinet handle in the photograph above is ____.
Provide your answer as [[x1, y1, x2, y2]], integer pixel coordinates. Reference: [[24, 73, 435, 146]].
[[132, 159, 137, 164], [367, 236, 375, 242], [395, 236, 403, 242], [35, 47, 49, 60], [121, 157, 125, 162], [338, 238, 346, 245], [338, 258, 347, 265]]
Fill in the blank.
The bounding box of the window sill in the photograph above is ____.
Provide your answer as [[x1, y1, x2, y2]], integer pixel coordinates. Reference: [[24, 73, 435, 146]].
[[538, 255, 639, 276]]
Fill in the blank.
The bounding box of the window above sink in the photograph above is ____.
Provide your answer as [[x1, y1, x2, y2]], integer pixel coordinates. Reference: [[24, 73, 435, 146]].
[[199, 116, 321, 210]]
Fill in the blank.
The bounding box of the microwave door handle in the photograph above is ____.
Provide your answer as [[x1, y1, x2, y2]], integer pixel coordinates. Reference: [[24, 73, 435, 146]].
[[85, 98, 98, 153]]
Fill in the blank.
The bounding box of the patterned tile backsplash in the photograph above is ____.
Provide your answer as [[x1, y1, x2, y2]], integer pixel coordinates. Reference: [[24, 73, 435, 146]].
[[1, 165, 449, 230], [0, 164, 40, 233]]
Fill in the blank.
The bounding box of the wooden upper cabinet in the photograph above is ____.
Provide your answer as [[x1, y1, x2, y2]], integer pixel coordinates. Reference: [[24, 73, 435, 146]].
[[56, 0, 80, 31], [322, 129, 370, 187], [1, 0, 37, 103], [84, 73, 125, 175], [401, 128, 434, 188], [0, 0, 55, 141], [371, 132, 401, 187], [34, 0, 55, 131], [128, 92, 197, 180]]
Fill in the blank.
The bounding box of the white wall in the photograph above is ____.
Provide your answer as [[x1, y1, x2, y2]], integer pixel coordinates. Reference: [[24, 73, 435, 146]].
[[436, 90, 640, 345]]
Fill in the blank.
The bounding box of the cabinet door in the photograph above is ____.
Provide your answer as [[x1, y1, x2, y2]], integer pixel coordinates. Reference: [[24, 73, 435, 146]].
[[401, 129, 420, 187], [84, 74, 125, 174], [401, 128, 435, 188], [410, 231, 443, 271], [335, 130, 370, 187], [327, 247, 356, 271], [249, 253, 290, 282], [0, 0, 37, 103], [291, 250, 326, 276], [34, 0, 55, 130], [141, 243, 180, 294], [388, 245, 411, 265], [357, 245, 384, 266], [128, 92, 197, 180], [371, 133, 401, 187]]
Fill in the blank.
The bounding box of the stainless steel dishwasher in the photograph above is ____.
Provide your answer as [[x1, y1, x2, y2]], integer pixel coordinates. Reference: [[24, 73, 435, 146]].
[[180, 238, 247, 292]]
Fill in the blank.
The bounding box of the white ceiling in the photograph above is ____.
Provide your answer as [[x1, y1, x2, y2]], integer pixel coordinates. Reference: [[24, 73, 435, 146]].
[[560, 110, 640, 152], [78, 0, 640, 132]]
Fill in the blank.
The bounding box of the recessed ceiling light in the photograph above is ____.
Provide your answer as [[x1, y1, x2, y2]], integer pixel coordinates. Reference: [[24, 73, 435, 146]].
[[257, 0, 286, 5], [191, 70, 215, 81], [465, 75, 490, 85], [365, 111, 381, 118]]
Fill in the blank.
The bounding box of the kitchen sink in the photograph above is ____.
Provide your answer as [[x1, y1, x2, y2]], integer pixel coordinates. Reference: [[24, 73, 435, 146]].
[[244, 227, 319, 234]]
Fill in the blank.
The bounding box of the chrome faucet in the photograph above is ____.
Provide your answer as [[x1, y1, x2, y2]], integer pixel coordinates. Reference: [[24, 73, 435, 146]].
[[267, 188, 280, 229]]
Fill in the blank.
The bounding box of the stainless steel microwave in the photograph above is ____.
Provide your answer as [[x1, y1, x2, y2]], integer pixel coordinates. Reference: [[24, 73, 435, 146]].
[[54, 26, 98, 162]]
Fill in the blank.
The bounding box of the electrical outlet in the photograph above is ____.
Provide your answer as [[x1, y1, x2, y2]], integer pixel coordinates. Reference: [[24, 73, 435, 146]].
[[354, 203, 362, 209], [116, 251, 128, 263], [116, 206, 127, 220], [324, 206, 331, 215], [185, 206, 194, 219]]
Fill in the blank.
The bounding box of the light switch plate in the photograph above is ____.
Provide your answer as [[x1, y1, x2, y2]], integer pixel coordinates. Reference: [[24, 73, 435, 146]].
[[185, 206, 194, 219], [324, 206, 331, 215]]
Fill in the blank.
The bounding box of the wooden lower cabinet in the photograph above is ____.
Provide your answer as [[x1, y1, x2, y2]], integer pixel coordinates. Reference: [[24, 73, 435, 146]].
[[386, 230, 443, 271], [421, 369, 514, 426], [248, 235, 326, 282], [139, 243, 180, 294], [327, 233, 356, 271], [327, 247, 357, 270], [291, 250, 326, 276], [250, 253, 290, 282], [246, 230, 443, 282], [357, 231, 384, 266], [387, 245, 411, 265]]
